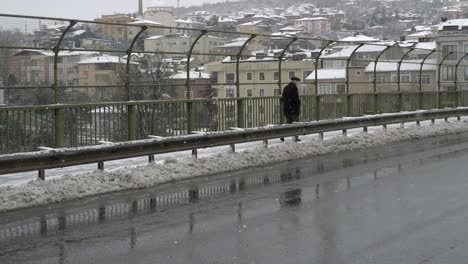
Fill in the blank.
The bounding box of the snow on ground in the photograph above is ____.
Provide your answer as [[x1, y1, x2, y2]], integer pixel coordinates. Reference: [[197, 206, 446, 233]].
[[0, 117, 467, 212]]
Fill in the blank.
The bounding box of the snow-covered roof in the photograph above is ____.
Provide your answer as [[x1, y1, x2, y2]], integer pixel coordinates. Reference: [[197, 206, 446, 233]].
[[438, 19, 468, 30], [404, 25, 431, 32], [129, 19, 162, 26], [78, 55, 135, 64], [339, 34, 379, 43], [415, 42, 436, 50], [70, 30, 86, 36], [306, 69, 346, 80], [321, 44, 393, 59], [295, 17, 328, 21], [407, 31, 433, 38], [169, 71, 210, 79], [364, 59, 437, 72], [146, 35, 165, 40], [239, 20, 263, 26], [218, 38, 249, 48]]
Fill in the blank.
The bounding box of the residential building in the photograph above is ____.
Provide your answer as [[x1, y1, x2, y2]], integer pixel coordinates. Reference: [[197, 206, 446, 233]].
[[144, 33, 225, 63], [175, 19, 206, 36], [436, 19, 468, 91], [238, 20, 272, 51], [321, 43, 404, 69], [294, 17, 330, 36], [77, 55, 137, 101], [364, 59, 437, 92], [165, 71, 212, 99], [205, 56, 315, 98], [143, 6, 176, 34], [94, 14, 136, 42]]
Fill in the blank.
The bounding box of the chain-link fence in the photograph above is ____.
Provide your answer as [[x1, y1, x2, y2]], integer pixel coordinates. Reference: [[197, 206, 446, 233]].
[[0, 13, 467, 154]]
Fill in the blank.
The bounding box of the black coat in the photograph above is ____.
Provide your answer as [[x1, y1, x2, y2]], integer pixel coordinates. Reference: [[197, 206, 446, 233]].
[[281, 82, 300, 117]]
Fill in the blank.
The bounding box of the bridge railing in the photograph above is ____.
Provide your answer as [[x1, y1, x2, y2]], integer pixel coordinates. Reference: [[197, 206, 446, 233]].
[[1, 92, 468, 154], [1, 13, 468, 154]]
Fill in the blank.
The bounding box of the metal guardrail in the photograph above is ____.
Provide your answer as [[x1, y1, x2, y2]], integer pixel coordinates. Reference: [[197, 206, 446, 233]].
[[0, 107, 466, 176]]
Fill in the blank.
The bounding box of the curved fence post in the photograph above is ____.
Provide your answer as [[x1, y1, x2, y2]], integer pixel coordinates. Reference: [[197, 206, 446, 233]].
[[373, 45, 392, 113], [454, 53, 468, 107], [418, 49, 436, 109], [236, 34, 256, 128], [345, 43, 363, 116], [277, 37, 297, 124], [125, 25, 148, 140], [396, 47, 415, 111], [438, 51, 454, 109], [52, 20, 77, 148], [126, 25, 148, 100], [186, 30, 207, 134], [314, 40, 334, 121], [345, 43, 364, 94]]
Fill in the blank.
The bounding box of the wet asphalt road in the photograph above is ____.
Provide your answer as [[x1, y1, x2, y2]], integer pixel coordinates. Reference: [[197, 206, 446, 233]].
[[2, 133, 468, 263]]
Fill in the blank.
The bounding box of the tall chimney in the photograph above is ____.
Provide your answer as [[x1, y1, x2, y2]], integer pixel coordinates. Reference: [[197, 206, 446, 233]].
[[138, 0, 143, 17]]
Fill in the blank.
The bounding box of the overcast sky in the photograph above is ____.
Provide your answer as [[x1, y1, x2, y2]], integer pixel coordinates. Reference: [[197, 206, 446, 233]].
[[2, 0, 216, 20]]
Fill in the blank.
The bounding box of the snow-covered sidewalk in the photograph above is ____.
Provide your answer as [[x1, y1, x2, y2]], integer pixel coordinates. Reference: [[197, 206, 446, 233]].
[[0, 118, 467, 212]]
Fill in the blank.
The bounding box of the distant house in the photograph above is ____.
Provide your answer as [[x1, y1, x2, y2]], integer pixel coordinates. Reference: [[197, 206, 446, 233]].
[[165, 71, 212, 99]]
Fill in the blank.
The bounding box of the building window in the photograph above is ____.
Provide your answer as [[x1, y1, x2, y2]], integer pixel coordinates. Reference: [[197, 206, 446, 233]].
[[318, 83, 332, 94], [288, 71, 295, 79], [303, 71, 312, 80], [336, 83, 346, 94], [355, 71, 361, 76], [442, 66, 454, 81], [259, 89, 265, 96], [247, 89, 252, 97], [247, 72, 252, 80], [210, 72, 218, 83], [225, 88, 235, 98], [226, 73, 235, 84], [369, 73, 386, 83], [273, 72, 279, 81], [464, 67, 468, 81], [400, 72, 411, 83], [417, 74, 431, 84], [95, 74, 111, 83], [442, 45, 457, 60], [259, 72, 265, 80], [274, 89, 281, 96]]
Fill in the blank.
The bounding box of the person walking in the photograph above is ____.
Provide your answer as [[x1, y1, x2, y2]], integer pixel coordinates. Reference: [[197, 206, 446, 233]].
[[280, 76, 301, 142]]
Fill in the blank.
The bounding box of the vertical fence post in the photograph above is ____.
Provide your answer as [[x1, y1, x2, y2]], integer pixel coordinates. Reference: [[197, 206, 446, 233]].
[[278, 37, 298, 124], [397, 47, 414, 112], [438, 51, 454, 109], [236, 34, 256, 128], [373, 45, 392, 114], [314, 40, 334, 121], [185, 30, 207, 133], [52, 20, 77, 147], [125, 26, 148, 140], [419, 49, 436, 109], [345, 43, 363, 116], [454, 53, 468, 107]]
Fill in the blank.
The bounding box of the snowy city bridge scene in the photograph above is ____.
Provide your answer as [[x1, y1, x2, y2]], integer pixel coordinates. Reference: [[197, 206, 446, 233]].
[[3, 0, 468, 262]]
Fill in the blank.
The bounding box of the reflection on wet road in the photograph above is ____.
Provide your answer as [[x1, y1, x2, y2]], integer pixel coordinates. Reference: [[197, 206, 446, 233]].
[[2, 133, 468, 263]]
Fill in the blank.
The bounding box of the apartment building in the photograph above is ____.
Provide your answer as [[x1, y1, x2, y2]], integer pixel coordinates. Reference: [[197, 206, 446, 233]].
[[77, 55, 137, 101], [436, 19, 468, 91], [94, 14, 136, 42], [294, 17, 330, 36], [144, 33, 225, 63], [205, 56, 315, 98], [143, 6, 177, 35]]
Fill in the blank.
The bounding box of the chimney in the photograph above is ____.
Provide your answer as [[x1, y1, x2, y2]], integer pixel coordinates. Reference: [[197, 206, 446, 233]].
[[139, 0, 143, 17]]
